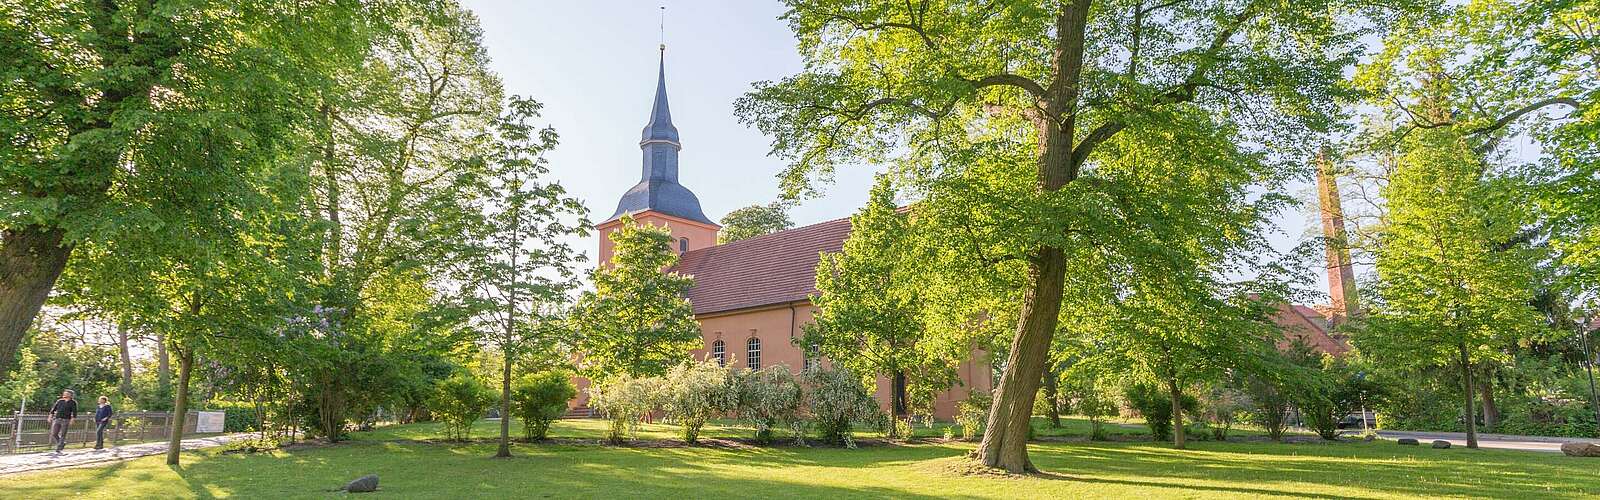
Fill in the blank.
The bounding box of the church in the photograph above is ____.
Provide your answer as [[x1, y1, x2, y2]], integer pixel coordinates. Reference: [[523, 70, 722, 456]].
[[574, 48, 1349, 420]]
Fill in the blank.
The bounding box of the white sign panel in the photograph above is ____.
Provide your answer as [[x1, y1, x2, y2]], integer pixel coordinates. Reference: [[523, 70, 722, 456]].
[[196, 411, 226, 433]]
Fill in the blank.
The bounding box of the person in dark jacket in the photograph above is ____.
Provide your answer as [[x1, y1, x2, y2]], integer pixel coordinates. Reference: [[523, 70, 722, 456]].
[[47, 390, 77, 453], [93, 396, 114, 450]]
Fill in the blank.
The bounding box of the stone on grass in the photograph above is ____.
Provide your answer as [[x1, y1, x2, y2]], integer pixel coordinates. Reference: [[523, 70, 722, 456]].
[[1561, 443, 1600, 457], [342, 474, 379, 493], [1397, 438, 1419, 446], [1431, 440, 1451, 449]]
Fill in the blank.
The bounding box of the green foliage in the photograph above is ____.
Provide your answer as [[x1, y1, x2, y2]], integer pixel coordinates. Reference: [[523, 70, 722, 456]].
[[1064, 375, 1117, 441], [430, 374, 495, 442], [717, 202, 794, 243], [572, 217, 700, 382], [736, 0, 1383, 469], [589, 376, 659, 444], [658, 361, 739, 443], [736, 366, 805, 444], [511, 371, 577, 441], [1124, 382, 1197, 443], [804, 366, 884, 448], [1299, 354, 1381, 440], [805, 176, 957, 437], [955, 392, 992, 442], [1199, 384, 1252, 442], [5, 329, 118, 412]]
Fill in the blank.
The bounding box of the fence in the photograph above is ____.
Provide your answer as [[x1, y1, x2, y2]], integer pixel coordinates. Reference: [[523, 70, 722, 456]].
[[0, 411, 214, 455]]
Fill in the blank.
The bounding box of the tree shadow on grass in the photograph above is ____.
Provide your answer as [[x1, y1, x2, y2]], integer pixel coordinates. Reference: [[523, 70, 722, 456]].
[[1025, 441, 1600, 499]]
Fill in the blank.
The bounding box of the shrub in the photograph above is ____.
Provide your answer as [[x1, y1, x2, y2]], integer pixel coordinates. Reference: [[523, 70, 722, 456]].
[[804, 366, 883, 448], [1243, 372, 1296, 442], [737, 366, 804, 444], [511, 371, 577, 441], [430, 373, 495, 441], [890, 417, 914, 440], [1299, 355, 1379, 440], [1065, 376, 1117, 441], [589, 376, 659, 444], [1124, 382, 1197, 442], [659, 361, 738, 443], [956, 392, 991, 441], [220, 436, 285, 454], [208, 401, 264, 433], [1199, 385, 1251, 441]]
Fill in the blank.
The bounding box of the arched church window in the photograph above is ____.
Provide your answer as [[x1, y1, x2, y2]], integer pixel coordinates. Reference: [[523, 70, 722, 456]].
[[746, 337, 761, 370], [711, 339, 726, 366], [679, 237, 689, 253]]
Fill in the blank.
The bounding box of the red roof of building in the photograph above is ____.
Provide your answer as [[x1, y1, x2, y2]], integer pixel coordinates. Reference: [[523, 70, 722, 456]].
[[672, 216, 852, 315], [1275, 303, 1350, 356]]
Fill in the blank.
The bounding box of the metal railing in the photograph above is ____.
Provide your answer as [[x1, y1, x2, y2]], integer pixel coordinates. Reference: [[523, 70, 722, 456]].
[[1, 411, 212, 454]]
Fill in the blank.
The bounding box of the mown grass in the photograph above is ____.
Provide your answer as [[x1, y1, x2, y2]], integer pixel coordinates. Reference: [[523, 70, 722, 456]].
[[2, 417, 1593, 499]]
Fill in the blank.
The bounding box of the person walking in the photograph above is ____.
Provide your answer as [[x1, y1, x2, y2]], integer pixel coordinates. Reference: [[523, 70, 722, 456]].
[[47, 390, 78, 453], [93, 396, 114, 450]]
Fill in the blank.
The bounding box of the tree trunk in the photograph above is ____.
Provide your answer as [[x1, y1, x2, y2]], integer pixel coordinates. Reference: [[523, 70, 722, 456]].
[[319, 380, 344, 443], [1479, 368, 1499, 432], [1458, 344, 1478, 449], [975, 245, 1067, 473], [1042, 367, 1060, 428], [156, 332, 171, 391], [497, 346, 512, 458], [165, 347, 194, 466], [117, 323, 135, 400], [973, 0, 1089, 474], [0, 226, 74, 378], [1167, 378, 1186, 449]]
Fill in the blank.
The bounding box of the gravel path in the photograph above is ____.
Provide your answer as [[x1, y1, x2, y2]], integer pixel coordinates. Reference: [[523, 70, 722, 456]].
[[1373, 430, 1600, 453], [0, 433, 255, 475]]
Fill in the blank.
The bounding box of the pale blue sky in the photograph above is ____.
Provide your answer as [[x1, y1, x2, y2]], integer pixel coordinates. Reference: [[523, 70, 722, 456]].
[[462, 0, 1326, 290]]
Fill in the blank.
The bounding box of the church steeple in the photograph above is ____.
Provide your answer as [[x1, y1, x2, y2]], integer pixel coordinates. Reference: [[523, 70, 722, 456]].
[[605, 46, 714, 225], [640, 46, 680, 150]]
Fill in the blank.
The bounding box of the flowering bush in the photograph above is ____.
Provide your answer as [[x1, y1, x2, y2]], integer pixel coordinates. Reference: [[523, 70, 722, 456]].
[[430, 373, 495, 441], [804, 366, 883, 448], [659, 360, 738, 443], [511, 370, 577, 441], [736, 366, 804, 444], [589, 376, 659, 443], [956, 392, 991, 441]]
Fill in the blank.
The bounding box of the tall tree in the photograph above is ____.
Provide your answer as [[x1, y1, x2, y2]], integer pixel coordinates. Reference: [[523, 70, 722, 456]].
[[718, 202, 795, 243], [1348, 0, 1586, 448], [571, 217, 700, 381], [443, 96, 588, 458], [738, 0, 1391, 471], [805, 176, 957, 437], [0, 0, 360, 378], [296, 1, 505, 439]]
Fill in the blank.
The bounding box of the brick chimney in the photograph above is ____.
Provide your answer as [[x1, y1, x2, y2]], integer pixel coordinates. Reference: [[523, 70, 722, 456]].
[[1316, 148, 1360, 328]]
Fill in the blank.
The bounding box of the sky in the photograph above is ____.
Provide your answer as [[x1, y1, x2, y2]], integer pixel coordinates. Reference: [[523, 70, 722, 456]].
[[460, 0, 1328, 290]]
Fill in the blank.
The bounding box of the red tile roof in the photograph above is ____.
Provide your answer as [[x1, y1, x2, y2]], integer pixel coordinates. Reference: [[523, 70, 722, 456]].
[[1274, 303, 1350, 356], [672, 216, 852, 315]]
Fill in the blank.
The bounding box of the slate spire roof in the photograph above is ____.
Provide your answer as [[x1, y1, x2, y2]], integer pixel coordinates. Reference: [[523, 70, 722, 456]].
[[606, 46, 715, 225]]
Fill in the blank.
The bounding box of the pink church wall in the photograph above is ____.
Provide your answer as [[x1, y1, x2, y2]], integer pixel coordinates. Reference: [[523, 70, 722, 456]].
[[693, 302, 992, 421], [596, 210, 720, 266]]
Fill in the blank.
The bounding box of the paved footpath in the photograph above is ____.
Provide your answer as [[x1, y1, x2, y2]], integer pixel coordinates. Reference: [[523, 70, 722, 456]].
[[1372, 430, 1600, 453], [0, 433, 255, 475]]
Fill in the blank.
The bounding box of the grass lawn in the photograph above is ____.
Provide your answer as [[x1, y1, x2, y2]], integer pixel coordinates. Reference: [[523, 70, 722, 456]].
[[3, 418, 1594, 499]]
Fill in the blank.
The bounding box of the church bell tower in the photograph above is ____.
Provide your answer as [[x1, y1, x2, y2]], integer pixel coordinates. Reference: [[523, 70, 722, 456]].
[[596, 45, 720, 265]]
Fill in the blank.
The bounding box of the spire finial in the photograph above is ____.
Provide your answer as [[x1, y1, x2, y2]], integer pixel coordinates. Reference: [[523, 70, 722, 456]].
[[659, 6, 666, 52]]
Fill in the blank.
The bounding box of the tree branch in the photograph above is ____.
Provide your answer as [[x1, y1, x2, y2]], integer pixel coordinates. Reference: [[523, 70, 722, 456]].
[[1468, 96, 1581, 136]]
